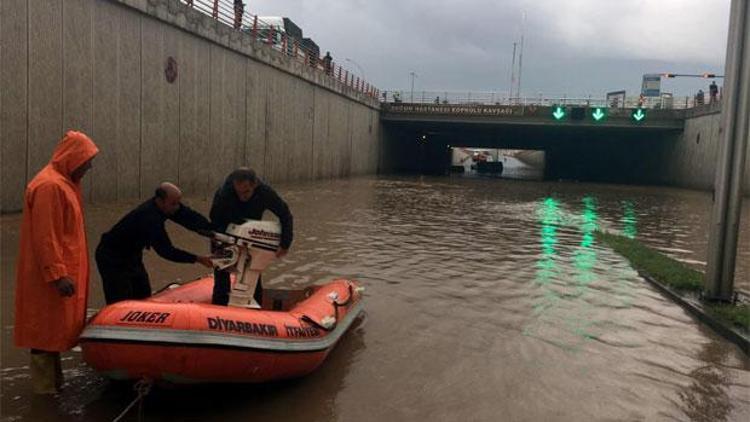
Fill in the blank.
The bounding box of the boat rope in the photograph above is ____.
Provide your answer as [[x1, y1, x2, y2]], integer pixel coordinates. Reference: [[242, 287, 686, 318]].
[[331, 283, 357, 324], [331, 283, 355, 308], [112, 378, 152, 422], [303, 284, 357, 332]]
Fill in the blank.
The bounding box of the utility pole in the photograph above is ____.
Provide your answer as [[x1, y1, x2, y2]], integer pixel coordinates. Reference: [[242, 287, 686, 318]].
[[705, 0, 749, 301], [510, 42, 517, 101], [410, 71, 417, 103], [517, 11, 526, 102]]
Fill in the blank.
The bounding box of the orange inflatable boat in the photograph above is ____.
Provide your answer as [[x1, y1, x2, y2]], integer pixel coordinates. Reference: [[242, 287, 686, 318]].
[[80, 276, 364, 383]]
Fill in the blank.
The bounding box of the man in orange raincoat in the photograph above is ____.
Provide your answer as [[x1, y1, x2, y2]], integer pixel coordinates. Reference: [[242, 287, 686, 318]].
[[14, 130, 99, 394]]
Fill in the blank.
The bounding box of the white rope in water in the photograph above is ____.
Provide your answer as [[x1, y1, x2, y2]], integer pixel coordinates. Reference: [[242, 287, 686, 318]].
[[112, 379, 152, 422]]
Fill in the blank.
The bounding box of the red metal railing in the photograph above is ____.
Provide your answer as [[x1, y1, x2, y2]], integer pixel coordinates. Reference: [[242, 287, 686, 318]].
[[182, 0, 379, 99]]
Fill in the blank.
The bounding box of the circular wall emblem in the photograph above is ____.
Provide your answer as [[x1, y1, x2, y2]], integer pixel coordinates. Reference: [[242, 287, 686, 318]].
[[165, 57, 178, 83]]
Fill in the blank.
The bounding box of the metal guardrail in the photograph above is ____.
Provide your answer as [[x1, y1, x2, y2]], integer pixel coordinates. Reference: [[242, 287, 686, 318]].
[[182, 1, 379, 98], [380, 90, 722, 110], [381, 103, 690, 127]]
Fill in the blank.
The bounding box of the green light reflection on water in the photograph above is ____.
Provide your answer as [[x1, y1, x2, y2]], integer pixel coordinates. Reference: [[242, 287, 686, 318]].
[[528, 197, 562, 320], [536, 197, 561, 287], [621, 200, 637, 239], [525, 195, 639, 356], [567, 196, 599, 341], [525, 196, 603, 352], [573, 196, 599, 288]]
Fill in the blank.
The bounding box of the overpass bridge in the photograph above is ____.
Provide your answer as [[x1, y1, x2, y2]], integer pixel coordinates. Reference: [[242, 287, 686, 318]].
[[379, 102, 713, 184], [382, 103, 686, 131]]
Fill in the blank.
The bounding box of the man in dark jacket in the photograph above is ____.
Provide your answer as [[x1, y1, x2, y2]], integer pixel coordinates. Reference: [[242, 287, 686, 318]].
[[210, 168, 293, 306], [322, 51, 333, 75], [96, 182, 214, 304]]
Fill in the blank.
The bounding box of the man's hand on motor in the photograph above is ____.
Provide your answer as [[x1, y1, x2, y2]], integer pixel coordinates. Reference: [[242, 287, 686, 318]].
[[53, 277, 75, 297]]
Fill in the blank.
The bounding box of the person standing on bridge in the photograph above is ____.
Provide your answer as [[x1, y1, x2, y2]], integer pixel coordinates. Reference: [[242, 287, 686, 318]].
[[233, 0, 244, 30], [14, 130, 99, 394], [323, 51, 333, 75], [209, 168, 294, 306], [95, 182, 214, 304], [695, 89, 705, 106], [709, 81, 719, 104]]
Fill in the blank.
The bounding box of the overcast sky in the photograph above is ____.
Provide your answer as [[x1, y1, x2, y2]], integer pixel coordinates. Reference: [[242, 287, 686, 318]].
[[251, 0, 731, 98]]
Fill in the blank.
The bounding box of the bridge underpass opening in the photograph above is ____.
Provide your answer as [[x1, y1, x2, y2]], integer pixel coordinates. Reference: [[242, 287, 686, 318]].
[[380, 121, 682, 186], [450, 148, 546, 181]]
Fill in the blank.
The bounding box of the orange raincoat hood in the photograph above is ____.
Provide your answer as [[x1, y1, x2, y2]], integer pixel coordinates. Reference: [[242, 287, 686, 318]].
[[50, 130, 99, 180]]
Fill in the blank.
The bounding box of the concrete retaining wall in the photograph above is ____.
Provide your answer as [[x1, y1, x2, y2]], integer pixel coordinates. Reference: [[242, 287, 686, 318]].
[[658, 109, 750, 196], [0, 0, 380, 213]]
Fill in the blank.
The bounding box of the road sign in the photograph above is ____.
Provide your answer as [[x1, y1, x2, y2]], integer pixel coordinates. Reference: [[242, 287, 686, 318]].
[[631, 108, 647, 122], [552, 106, 566, 120], [641, 74, 661, 97], [591, 107, 607, 122], [606, 90, 626, 109]]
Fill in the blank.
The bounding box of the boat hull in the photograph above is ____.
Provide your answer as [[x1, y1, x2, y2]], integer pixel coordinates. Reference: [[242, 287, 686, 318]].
[[80, 277, 363, 383]]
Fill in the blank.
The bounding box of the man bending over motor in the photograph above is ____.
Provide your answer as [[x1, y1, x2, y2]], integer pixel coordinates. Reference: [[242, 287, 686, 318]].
[[96, 182, 214, 304], [210, 168, 293, 306]]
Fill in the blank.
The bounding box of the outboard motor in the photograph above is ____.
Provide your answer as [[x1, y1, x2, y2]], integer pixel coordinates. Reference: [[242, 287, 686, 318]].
[[211, 220, 281, 308]]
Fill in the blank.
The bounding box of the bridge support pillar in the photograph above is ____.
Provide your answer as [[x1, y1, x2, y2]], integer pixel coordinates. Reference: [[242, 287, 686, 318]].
[[705, 0, 750, 301]]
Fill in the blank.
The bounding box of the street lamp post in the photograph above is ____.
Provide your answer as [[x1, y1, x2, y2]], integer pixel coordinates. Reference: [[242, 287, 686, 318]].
[[410, 71, 418, 103]]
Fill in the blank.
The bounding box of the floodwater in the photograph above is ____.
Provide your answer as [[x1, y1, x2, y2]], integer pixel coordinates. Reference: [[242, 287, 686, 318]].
[[1, 176, 749, 421]]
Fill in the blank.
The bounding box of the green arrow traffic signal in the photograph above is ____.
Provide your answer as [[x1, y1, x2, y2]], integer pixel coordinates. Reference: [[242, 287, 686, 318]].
[[631, 108, 646, 122], [552, 106, 566, 120], [591, 107, 607, 122]]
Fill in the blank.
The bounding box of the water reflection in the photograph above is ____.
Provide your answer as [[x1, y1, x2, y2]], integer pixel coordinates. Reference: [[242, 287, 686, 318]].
[[573, 196, 598, 290], [524, 196, 602, 352], [536, 197, 560, 289], [146, 317, 365, 422], [527, 197, 562, 329], [621, 200, 638, 239]]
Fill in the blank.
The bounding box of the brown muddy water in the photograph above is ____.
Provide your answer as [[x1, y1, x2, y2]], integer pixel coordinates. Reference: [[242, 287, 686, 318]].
[[1, 176, 749, 421]]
